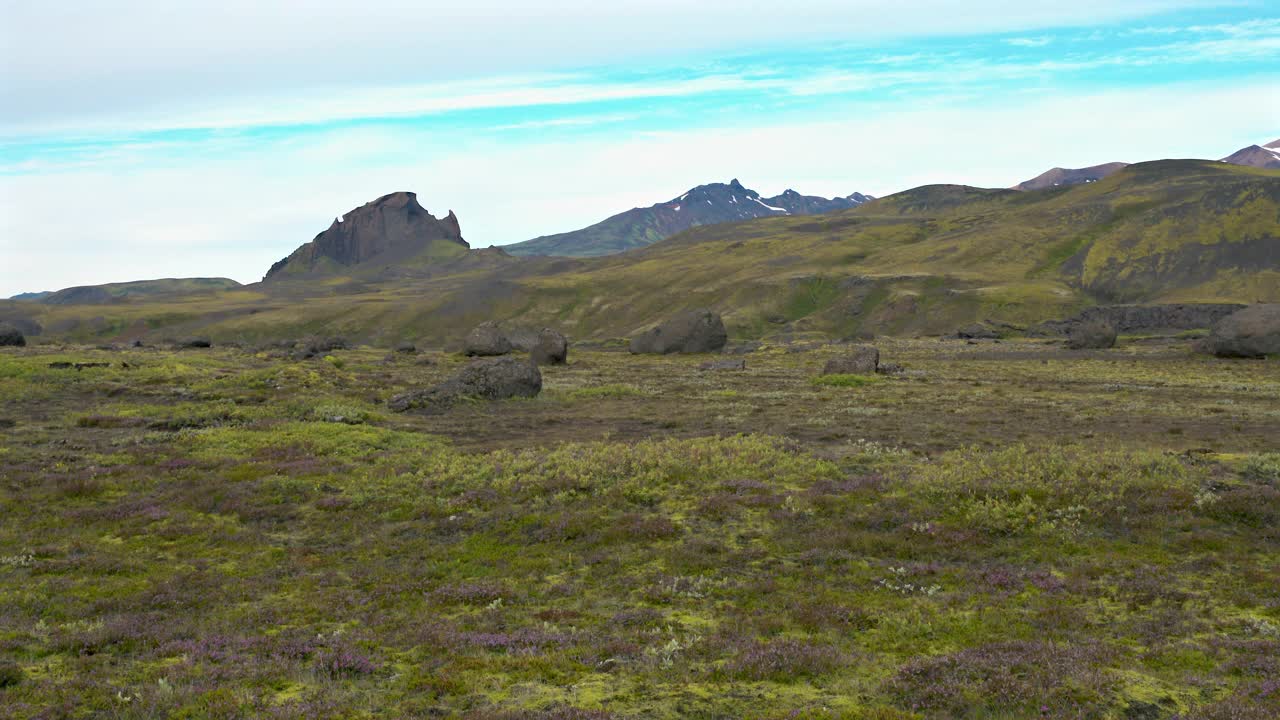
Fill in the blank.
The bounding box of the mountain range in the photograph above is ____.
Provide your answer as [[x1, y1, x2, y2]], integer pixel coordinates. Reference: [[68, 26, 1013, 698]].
[[1220, 138, 1280, 170], [503, 179, 871, 258], [5, 155, 1276, 347], [1012, 138, 1280, 191]]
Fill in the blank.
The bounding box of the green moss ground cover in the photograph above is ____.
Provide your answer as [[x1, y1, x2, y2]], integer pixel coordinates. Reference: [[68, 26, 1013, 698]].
[[1, 341, 1277, 718]]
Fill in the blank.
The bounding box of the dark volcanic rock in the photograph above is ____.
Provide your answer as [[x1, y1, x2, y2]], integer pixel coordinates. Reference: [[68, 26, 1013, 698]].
[[389, 356, 542, 413], [265, 191, 469, 279], [530, 328, 568, 366], [1031, 304, 1245, 337], [292, 336, 349, 360], [464, 321, 512, 356], [957, 323, 999, 340], [0, 322, 26, 347], [1066, 322, 1117, 349], [505, 326, 541, 351], [1204, 304, 1280, 358], [822, 346, 879, 375], [179, 337, 212, 349], [629, 309, 728, 354], [394, 342, 417, 354]]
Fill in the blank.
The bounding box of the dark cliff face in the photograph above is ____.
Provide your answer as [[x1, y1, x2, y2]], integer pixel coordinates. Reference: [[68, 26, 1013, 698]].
[[265, 192, 469, 279]]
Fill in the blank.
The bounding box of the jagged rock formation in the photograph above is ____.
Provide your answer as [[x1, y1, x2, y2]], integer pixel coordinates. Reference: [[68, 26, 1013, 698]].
[[505, 179, 872, 258], [265, 192, 468, 279]]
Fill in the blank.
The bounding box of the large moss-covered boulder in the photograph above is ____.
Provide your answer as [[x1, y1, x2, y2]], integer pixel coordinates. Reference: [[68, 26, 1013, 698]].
[[822, 345, 879, 375], [1066, 321, 1117, 350], [531, 328, 568, 366], [1204, 304, 1280, 358], [389, 356, 542, 413], [629, 309, 727, 354], [464, 321, 512, 357]]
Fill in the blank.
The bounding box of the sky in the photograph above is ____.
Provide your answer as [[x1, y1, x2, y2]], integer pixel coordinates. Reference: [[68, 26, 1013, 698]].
[[1, 1, 1278, 297]]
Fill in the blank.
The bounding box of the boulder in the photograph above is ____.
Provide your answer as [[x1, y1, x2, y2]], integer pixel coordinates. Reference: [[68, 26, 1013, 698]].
[[629, 309, 727, 354], [1204, 304, 1280, 358], [505, 326, 541, 352], [530, 328, 568, 366], [957, 323, 999, 340], [394, 342, 417, 354], [822, 345, 879, 375], [1066, 321, 1116, 349], [290, 336, 348, 360], [0, 322, 26, 347], [464, 321, 512, 356], [179, 337, 212, 349], [699, 358, 746, 371], [389, 356, 541, 413]]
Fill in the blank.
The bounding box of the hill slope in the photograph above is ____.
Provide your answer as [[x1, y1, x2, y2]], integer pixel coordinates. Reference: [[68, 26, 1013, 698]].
[[1014, 162, 1130, 191], [503, 179, 871, 257], [14, 161, 1279, 345], [40, 278, 241, 305]]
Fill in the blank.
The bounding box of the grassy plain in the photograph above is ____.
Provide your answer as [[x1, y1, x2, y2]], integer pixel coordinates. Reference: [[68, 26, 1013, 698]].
[[1, 339, 1278, 718]]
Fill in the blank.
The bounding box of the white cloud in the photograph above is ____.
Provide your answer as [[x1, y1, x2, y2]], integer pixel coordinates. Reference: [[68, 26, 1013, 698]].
[[1005, 36, 1054, 47], [0, 0, 1233, 132]]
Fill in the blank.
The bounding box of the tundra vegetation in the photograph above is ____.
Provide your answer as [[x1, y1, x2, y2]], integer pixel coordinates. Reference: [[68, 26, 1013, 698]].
[[1, 338, 1278, 719]]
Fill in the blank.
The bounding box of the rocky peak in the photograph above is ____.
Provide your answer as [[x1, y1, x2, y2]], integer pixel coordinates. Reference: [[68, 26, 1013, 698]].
[[265, 192, 469, 279]]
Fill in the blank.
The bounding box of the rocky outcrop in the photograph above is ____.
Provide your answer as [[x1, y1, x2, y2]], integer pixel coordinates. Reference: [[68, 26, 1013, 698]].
[[464, 321, 512, 356], [389, 356, 542, 413], [1030, 304, 1246, 336], [1203, 304, 1280, 358], [0, 322, 26, 347], [530, 328, 568, 366], [957, 323, 999, 340], [822, 346, 879, 375], [629, 310, 727, 354], [265, 192, 469, 279], [1066, 322, 1117, 349]]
